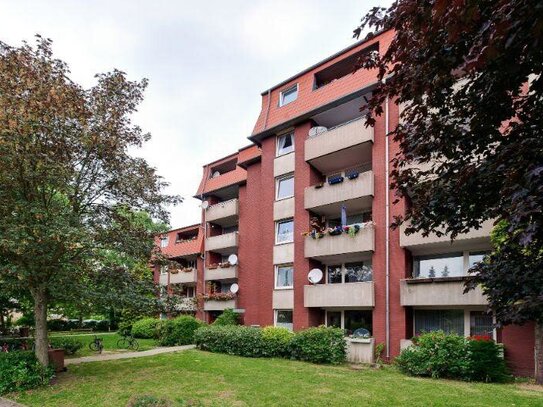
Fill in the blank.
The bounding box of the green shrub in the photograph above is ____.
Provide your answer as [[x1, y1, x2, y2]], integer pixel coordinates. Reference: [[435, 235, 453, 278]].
[[467, 337, 510, 382], [94, 319, 110, 331], [131, 318, 161, 339], [0, 338, 34, 351], [261, 326, 293, 357], [195, 325, 265, 358], [0, 351, 54, 395], [14, 314, 34, 327], [212, 309, 239, 326], [47, 319, 69, 331], [118, 321, 133, 337], [158, 316, 205, 346], [289, 326, 346, 364], [49, 337, 83, 355]]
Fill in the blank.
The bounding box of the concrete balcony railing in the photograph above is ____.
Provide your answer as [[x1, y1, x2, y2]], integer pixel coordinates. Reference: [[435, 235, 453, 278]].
[[400, 278, 487, 306], [169, 268, 197, 285], [206, 232, 238, 253], [206, 199, 239, 226], [159, 273, 168, 286], [399, 219, 494, 254], [203, 299, 236, 311], [304, 282, 374, 308], [305, 118, 374, 173], [305, 171, 373, 214], [304, 226, 374, 261], [205, 265, 238, 281]]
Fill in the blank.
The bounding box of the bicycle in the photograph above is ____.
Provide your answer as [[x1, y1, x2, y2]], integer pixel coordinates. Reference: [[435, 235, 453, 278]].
[[89, 335, 104, 353], [116, 335, 139, 351]]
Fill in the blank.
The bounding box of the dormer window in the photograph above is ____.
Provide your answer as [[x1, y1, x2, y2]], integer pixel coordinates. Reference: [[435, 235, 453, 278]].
[[279, 84, 298, 106]]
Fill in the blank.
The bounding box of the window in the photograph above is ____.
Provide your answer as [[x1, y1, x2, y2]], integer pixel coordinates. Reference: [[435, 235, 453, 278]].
[[327, 265, 342, 284], [470, 311, 494, 337], [275, 310, 293, 331], [345, 262, 372, 283], [414, 309, 464, 336], [160, 236, 169, 248], [344, 310, 372, 336], [276, 175, 294, 200], [222, 225, 239, 234], [469, 251, 489, 268], [275, 264, 293, 289], [160, 266, 168, 275], [276, 133, 294, 156], [276, 219, 294, 244], [326, 311, 342, 328], [414, 253, 464, 278], [279, 84, 298, 106], [328, 212, 371, 228]]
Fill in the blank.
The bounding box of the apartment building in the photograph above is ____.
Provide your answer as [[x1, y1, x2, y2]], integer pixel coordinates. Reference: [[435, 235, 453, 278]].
[[155, 29, 534, 376]]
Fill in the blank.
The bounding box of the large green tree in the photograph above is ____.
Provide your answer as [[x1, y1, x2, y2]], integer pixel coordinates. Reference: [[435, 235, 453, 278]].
[[0, 36, 179, 365], [355, 1, 543, 381]]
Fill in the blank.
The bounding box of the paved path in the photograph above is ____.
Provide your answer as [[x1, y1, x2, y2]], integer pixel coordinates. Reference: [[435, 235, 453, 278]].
[[0, 397, 26, 407], [65, 344, 195, 365]]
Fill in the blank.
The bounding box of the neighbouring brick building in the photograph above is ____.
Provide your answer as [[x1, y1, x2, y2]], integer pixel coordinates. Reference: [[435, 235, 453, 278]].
[[154, 29, 535, 376]]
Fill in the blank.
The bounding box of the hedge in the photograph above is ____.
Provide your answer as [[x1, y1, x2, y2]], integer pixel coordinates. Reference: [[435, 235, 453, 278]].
[[212, 309, 239, 326], [0, 351, 54, 395], [131, 317, 162, 339], [194, 325, 346, 364], [158, 316, 205, 346], [395, 331, 510, 382]]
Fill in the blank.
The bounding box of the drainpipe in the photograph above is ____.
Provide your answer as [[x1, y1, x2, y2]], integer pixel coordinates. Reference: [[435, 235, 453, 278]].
[[384, 90, 391, 360], [263, 89, 271, 130]]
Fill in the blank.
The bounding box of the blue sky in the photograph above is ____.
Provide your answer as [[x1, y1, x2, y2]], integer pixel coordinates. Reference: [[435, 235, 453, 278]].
[[0, 0, 390, 228]]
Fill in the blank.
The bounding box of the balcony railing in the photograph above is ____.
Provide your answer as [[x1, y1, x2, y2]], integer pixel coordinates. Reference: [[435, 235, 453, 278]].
[[169, 268, 197, 285], [205, 264, 238, 281], [304, 225, 374, 260], [400, 278, 487, 306], [206, 232, 239, 253], [304, 282, 374, 308], [203, 298, 236, 311], [206, 199, 239, 225]]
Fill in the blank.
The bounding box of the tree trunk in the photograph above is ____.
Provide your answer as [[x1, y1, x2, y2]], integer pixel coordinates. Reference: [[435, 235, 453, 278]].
[[535, 322, 543, 385], [32, 288, 49, 366]]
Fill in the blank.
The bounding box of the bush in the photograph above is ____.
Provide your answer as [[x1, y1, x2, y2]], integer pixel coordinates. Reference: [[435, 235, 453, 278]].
[[131, 318, 162, 339], [47, 319, 69, 331], [49, 337, 83, 355], [158, 316, 205, 346], [195, 325, 265, 358], [0, 351, 54, 395], [0, 338, 34, 351], [15, 314, 34, 327], [261, 326, 293, 358], [212, 309, 239, 326], [94, 320, 110, 332], [289, 326, 346, 364], [118, 321, 133, 337], [395, 331, 510, 382]]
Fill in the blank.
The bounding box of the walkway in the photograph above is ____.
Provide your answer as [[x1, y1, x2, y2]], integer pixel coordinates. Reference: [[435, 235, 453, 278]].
[[0, 398, 26, 407], [65, 344, 195, 365]]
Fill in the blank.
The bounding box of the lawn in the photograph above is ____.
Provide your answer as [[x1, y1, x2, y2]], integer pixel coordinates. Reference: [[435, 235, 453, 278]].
[[9, 350, 543, 407], [50, 333, 157, 357]]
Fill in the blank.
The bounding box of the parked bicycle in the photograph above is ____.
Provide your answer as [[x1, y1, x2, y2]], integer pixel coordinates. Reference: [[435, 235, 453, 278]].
[[116, 335, 139, 351], [89, 335, 104, 353]]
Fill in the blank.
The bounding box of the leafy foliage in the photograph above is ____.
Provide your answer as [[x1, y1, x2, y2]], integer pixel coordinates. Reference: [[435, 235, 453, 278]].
[[261, 326, 294, 358], [468, 337, 510, 383], [289, 326, 346, 365], [158, 316, 205, 346], [212, 309, 239, 326], [49, 337, 83, 355], [0, 351, 54, 395], [131, 318, 162, 339]]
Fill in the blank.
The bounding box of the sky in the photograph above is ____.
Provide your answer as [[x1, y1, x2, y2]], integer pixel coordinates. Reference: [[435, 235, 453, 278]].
[[0, 0, 390, 229]]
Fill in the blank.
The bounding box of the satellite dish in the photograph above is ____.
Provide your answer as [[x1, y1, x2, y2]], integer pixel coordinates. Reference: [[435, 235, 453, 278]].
[[228, 254, 238, 265], [308, 126, 328, 138], [308, 268, 323, 284], [201, 201, 209, 209], [212, 171, 221, 178], [230, 283, 239, 294]]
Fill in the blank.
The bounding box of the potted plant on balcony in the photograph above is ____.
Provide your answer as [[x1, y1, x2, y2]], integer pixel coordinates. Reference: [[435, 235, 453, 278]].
[[207, 263, 218, 269], [219, 261, 231, 268], [328, 174, 344, 185], [343, 224, 361, 237], [327, 226, 343, 236], [170, 268, 179, 274]]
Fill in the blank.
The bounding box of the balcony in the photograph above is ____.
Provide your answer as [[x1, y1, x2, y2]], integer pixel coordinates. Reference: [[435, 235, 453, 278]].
[[400, 219, 494, 255], [174, 297, 197, 312], [169, 268, 197, 285], [304, 226, 374, 263], [304, 282, 374, 308], [206, 199, 239, 226], [305, 118, 374, 174], [203, 299, 236, 311], [305, 170, 373, 217], [159, 273, 168, 286], [205, 265, 238, 281], [206, 232, 238, 254], [400, 278, 487, 306]]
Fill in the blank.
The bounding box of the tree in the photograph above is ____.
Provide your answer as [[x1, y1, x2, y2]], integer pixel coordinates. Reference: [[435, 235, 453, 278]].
[[441, 266, 449, 278], [428, 266, 436, 278], [355, 1, 543, 381], [0, 36, 179, 366]]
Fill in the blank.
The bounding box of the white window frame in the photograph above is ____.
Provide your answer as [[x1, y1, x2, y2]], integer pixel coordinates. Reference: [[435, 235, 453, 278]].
[[279, 84, 298, 107], [324, 310, 373, 336], [160, 236, 169, 248], [413, 250, 490, 279], [275, 264, 294, 289], [274, 309, 293, 331], [275, 219, 294, 245], [276, 132, 294, 157], [325, 262, 372, 284], [275, 174, 294, 201], [160, 265, 168, 275]]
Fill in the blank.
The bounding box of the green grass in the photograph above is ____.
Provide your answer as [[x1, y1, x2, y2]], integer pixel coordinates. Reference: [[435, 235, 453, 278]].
[[51, 333, 157, 357], [9, 350, 543, 406]]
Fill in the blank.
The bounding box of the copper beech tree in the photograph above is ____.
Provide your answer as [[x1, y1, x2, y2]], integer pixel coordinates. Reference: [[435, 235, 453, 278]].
[[0, 36, 179, 366], [355, 1, 543, 381]]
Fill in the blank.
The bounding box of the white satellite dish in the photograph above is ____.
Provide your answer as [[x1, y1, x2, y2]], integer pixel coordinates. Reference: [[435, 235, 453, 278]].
[[211, 171, 221, 178], [308, 126, 328, 138], [230, 283, 239, 294], [308, 268, 323, 284], [201, 201, 209, 209], [228, 254, 238, 265]]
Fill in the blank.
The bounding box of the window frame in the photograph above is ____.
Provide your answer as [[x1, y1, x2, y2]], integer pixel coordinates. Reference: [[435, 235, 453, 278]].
[[279, 84, 298, 107], [275, 174, 294, 201], [276, 132, 295, 157], [160, 236, 169, 248], [325, 262, 373, 284], [275, 264, 294, 289], [274, 309, 294, 331], [275, 218, 294, 245], [413, 250, 491, 279]]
